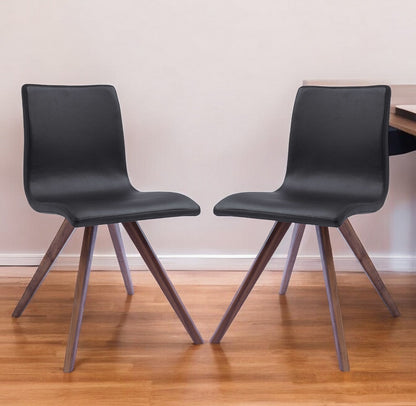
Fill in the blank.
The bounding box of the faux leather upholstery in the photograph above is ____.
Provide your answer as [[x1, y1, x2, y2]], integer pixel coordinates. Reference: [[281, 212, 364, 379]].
[[22, 85, 200, 227], [214, 86, 391, 227]]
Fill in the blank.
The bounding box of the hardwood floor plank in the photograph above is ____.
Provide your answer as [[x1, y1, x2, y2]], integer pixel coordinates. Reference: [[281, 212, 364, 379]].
[[1, 269, 415, 405]]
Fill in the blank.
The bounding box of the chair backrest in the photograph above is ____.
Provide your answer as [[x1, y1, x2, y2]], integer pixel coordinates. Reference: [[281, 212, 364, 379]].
[[22, 85, 132, 203], [283, 86, 390, 204]]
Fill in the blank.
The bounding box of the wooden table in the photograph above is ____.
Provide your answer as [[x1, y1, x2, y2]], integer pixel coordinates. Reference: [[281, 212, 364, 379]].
[[388, 84, 416, 137], [389, 111, 416, 137]]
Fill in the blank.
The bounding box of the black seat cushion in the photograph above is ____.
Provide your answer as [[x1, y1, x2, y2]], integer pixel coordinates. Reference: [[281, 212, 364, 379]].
[[215, 86, 391, 227], [22, 84, 200, 227], [214, 189, 382, 227], [31, 188, 200, 227]]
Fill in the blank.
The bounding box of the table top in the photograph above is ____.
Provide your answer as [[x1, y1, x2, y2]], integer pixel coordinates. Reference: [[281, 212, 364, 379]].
[[388, 84, 416, 137], [389, 111, 416, 137]]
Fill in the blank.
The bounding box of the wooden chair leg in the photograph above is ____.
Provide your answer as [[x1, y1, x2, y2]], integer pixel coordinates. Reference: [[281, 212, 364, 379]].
[[122, 222, 204, 345], [316, 226, 350, 372], [338, 219, 400, 317], [63, 226, 97, 373], [12, 219, 75, 318], [210, 222, 291, 344], [108, 223, 134, 295], [279, 223, 306, 294]]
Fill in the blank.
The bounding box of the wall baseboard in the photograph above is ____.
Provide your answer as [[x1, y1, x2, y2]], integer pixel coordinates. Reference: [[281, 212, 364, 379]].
[[0, 254, 414, 272]]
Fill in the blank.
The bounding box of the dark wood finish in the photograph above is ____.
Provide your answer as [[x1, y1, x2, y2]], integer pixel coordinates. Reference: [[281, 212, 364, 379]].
[[108, 223, 134, 295], [122, 221, 204, 345], [338, 219, 400, 317], [63, 226, 98, 372], [316, 226, 350, 372], [12, 219, 74, 318], [210, 222, 291, 344], [279, 223, 306, 294]]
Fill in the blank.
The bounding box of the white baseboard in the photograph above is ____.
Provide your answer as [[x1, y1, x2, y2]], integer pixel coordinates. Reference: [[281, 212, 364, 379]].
[[0, 254, 414, 272]]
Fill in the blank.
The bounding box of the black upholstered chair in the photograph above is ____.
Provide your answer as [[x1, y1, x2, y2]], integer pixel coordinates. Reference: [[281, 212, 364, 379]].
[[14, 84, 203, 372], [210, 86, 400, 371]]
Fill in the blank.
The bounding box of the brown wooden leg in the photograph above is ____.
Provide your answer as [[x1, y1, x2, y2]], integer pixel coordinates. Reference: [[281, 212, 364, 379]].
[[122, 222, 204, 345], [63, 226, 97, 373], [12, 219, 75, 318], [108, 224, 134, 295], [338, 219, 400, 317], [316, 226, 350, 372], [210, 222, 291, 344], [279, 223, 306, 295]]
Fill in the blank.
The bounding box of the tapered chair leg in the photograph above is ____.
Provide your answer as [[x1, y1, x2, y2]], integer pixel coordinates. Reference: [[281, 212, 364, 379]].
[[316, 226, 350, 372], [63, 226, 97, 373], [211, 222, 291, 344], [108, 224, 134, 295], [122, 222, 204, 345], [338, 219, 400, 317], [12, 219, 75, 318], [279, 223, 306, 294]]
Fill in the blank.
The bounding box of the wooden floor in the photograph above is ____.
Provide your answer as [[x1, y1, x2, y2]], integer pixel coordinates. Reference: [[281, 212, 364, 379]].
[[0, 268, 415, 405]]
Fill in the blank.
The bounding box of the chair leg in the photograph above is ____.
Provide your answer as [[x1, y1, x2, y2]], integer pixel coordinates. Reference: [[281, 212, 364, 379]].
[[122, 222, 204, 345], [279, 223, 306, 294], [338, 219, 400, 317], [108, 223, 134, 295], [63, 226, 97, 373], [12, 219, 75, 318], [316, 226, 350, 372], [210, 222, 291, 344]]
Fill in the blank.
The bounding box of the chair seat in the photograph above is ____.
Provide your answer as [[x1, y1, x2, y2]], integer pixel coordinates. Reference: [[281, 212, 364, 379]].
[[214, 189, 381, 227], [31, 189, 200, 227]]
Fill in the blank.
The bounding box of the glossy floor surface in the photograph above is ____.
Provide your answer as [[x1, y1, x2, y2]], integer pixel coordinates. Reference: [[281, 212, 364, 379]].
[[0, 268, 415, 405]]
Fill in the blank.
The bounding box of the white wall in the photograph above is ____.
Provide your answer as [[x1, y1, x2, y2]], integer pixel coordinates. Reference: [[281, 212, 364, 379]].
[[0, 0, 415, 271]]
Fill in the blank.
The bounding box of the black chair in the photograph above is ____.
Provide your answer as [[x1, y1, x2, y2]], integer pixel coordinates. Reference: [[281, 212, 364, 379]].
[[14, 84, 203, 372], [210, 86, 400, 371]]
